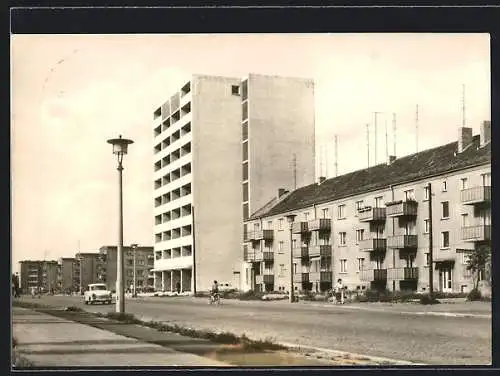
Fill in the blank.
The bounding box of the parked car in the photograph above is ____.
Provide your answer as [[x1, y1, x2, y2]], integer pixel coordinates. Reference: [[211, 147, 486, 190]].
[[84, 283, 113, 305]]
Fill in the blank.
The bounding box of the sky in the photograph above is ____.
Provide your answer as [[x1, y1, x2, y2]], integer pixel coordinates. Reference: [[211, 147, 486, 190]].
[[11, 33, 490, 271]]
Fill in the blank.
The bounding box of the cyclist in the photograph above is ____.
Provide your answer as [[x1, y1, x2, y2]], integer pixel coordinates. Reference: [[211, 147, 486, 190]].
[[210, 280, 220, 303], [334, 278, 345, 304]]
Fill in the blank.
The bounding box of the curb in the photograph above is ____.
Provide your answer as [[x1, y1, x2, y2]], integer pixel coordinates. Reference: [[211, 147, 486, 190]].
[[277, 342, 427, 366]]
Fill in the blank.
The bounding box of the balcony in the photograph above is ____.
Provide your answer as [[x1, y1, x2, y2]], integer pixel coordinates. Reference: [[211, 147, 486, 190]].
[[254, 252, 264, 262], [292, 222, 309, 234], [462, 225, 492, 242], [308, 245, 332, 257], [246, 230, 274, 241], [358, 238, 387, 252], [387, 267, 419, 280], [460, 186, 491, 206], [263, 252, 274, 261], [358, 207, 387, 222], [255, 275, 263, 284], [293, 247, 309, 259], [308, 219, 331, 231], [387, 235, 418, 249], [359, 268, 388, 282], [385, 200, 418, 217], [243, 250, 255, 262], [309, 271, 332, 283]]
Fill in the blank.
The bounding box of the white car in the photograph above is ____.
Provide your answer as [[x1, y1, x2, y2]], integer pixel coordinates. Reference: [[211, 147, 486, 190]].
[[84, 283, 113, 305]]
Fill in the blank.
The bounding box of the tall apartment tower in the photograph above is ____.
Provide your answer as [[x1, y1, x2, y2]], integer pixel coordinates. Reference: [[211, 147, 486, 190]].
[[152, 74, 315, 293]]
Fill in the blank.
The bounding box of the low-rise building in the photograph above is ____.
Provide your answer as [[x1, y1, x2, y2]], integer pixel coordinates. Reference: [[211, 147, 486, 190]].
[[244, 122, 491, 294]]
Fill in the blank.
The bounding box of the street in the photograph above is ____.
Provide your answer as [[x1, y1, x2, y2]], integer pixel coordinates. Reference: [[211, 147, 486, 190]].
[[17, 295, 491, 365]]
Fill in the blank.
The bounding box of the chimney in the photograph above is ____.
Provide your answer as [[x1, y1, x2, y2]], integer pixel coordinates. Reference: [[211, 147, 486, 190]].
[[318, 176, 326, 184], [278, 188, 289, 198], [387, 155, 397, 165], [480, 120, 491, 147], [457, 127, 473, 153]]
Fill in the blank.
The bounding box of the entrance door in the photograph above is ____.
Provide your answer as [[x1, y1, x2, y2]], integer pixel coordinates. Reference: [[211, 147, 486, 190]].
[[439, 266, 453, 292]]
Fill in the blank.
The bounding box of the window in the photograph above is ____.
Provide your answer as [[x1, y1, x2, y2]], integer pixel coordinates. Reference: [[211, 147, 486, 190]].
[[339, 232, 347, 246], [303, 212, 309, 221], [461, 214, 468, 227], [355, 200, 364, 212], [461, 178, 468, 190], [242, 141, 248, 161], [441, 201, 449, 219], [442, 181, 447, 192], [292, 239, 297, 249], [293, 263, 297, 274], [375, 196, 383, 208], [267, 221, 273, 230], [424, 219, 430, 234], [253, 223, 260, 231], [242, 162, 248, 181], [242, 122, 248, 141], [241, 80, 248, 101], [322, 208, 330, 218], [243, 182, 249, 202], [441, 231, 450, 248], [278, 241, 284, 253], [357, 258, 365, 272], [355, 229, 364, 244], [462, 253, 472, 265], [340, 259, 347, 273], [404, 189, 415, 201], [278, 218, 284, 230], [279, 264, 285, 276], [231, 85, 240, 95], [337, 204, 346, 219], [424, 186, 430, 200], [482, 173, 491, 186], [242, 101, 248, 121], [243, 203, 249, 220]]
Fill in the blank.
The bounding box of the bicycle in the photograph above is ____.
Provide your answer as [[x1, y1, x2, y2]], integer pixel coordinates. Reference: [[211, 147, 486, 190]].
[[208, 293, 222, 305]]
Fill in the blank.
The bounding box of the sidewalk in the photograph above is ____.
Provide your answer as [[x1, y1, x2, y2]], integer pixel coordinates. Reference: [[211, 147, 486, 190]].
[[12, 307, 228, 367]]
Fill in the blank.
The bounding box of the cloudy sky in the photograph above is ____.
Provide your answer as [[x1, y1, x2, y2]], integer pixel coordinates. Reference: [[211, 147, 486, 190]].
[[11, 33, 490, 271]]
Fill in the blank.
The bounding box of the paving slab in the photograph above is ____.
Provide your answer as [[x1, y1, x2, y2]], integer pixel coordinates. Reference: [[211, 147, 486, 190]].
[[12, 307, 228, 367]]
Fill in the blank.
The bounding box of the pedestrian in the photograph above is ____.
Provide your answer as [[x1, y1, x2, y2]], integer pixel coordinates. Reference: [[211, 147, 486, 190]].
[[334, 278, 344, 304], [176, 282, 181, 294]]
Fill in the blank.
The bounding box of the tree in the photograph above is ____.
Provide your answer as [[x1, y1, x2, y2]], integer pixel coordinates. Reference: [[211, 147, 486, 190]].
[[466, 245, 491, 290]]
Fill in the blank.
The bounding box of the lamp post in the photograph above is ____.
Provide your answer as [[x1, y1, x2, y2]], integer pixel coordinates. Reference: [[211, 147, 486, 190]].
[[286, 214, 297, 303], [107, 135, 134, 313], [131, 243, 138, 298]]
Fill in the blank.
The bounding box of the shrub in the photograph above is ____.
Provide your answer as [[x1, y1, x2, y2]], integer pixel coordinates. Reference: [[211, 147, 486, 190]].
[[238, 290, 266, 301], [65, 306, 84, 312], [106, 312, 141, 324], [466, 288, 482, 302], [419, 294, 441, 305], [432, 292, 468, 299]]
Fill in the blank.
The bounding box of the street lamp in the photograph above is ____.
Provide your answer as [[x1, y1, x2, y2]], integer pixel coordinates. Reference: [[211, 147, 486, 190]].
[[286, 214, 297, 303], [107, 134, 134, 313], [131, 243, 138, 298]]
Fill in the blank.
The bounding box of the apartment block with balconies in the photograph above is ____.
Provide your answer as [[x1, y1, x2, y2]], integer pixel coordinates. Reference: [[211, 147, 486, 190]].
[[244, 122, 491, 294]]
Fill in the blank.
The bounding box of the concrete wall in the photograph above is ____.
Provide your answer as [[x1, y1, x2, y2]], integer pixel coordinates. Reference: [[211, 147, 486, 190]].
[[192, 75, 243, 292], [247, 74, 315, 216]]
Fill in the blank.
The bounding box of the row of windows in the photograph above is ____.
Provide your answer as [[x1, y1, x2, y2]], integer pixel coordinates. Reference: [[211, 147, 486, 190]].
[[154, 123, 192, 152], [155, 225, 193, 243], [153, 102, 191, 137], [154, 183, 192, 208], [154, 142, 192, 172], [153, 82, 191, 121], [154, 246, 193, 260], [155, 204, 192, 225], [154, 163, 192, 189]]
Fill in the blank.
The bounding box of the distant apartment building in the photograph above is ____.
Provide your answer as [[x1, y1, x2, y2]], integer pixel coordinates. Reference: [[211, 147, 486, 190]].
[[244, 122, 491, 294], [57, 257, 76, 293], [152, 74, 315, 292], [74, 252, 101, 292], [19, 260, 59, 293], [99, 245, 154, 291]]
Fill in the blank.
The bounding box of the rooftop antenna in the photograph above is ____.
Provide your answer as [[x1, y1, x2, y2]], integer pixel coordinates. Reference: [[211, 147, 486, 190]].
[[366, 123, 370, 168], [462, 84, 466, 127], [416, 104, 419, 153], [373, 112, 382, 164], [292, 154, 297, 190], [334, 135, 339, 177], [392, 113, 397, 156]]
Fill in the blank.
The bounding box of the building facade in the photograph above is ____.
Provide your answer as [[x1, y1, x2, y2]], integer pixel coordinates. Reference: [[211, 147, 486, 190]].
[[152, 74, 315, 293], [99, 245, 154, 292], [244, 123, 491, 294], [57, 257, 76, 293], [19, 260, 59, 293], [74, 252, 101, 293]]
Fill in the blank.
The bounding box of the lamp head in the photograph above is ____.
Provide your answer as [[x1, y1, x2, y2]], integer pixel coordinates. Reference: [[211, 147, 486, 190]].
[[285, 214, 297, 224], [107, 135, 134, 155]]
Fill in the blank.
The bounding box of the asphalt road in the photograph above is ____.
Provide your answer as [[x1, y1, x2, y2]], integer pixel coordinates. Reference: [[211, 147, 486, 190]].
[[18, 295, 491, 365]]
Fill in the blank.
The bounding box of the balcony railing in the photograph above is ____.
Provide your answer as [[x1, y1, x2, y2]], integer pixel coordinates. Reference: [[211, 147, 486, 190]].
[[309, 271, 332, 283], [460, 186, 491, 205], [293, 246, 309, 259], [243, 251, 255, 262], [462, 225, 492, 242], [292, 222, 309, 234], [359, 269, 388, 282], [254, 252, 264, 262], [308, 245, 332, 257], [308, 219, 331, 231], [263, 252, 274, 261], [387, 235, 418, 249], [387, 267, 419, 280], [358, 238, 387, 252], [358, 207, 387, 222], [385, 200, 418, 217], [245, 229, 274, 241]]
